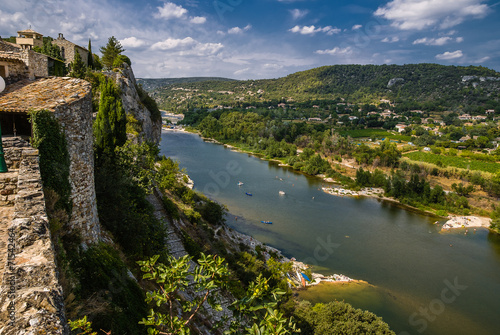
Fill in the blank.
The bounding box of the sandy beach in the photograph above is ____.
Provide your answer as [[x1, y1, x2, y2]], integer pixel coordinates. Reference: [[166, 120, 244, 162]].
[[442, 215, 491, 230], [321, 186, 384, 197]]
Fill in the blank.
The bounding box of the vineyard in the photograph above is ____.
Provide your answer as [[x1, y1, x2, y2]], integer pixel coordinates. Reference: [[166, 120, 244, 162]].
[[403, 151, 500, 174], [339, 129, 412, 141]]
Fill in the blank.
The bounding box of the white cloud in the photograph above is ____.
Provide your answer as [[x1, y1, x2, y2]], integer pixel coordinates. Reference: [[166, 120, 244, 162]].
[[382, 36, 400, 43], [0, 10, 27, 32], [289, 9, 309, 20], [234, 68, 250, 75], [456, 37, 464, 43], [315, 46, 353, 56], [413, 37, 452, 46], [152, 37, 196, 50], [154, 2, 188, 20], [228, 24, 252, 34], [151, 37, 223, 56], [120, 36, 147, 48], [375, 0, 490, 30], [435, 50, 463, 60], [352, 24, 363, 30], [474, 56, 490, 63], [190, 16, 206, 24], [289, 25, 341, 35]]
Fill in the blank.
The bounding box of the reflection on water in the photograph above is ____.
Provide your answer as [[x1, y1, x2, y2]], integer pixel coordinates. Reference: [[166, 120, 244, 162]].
[[160, 131, 500, 335]]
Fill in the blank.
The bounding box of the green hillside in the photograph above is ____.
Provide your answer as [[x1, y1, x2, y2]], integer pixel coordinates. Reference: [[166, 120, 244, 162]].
[[137, 77, 235, 91], [146, 64, 500, 113]]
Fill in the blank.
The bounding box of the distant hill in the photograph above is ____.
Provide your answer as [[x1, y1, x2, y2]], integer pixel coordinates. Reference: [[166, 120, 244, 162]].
[[148, 64, 500, 113], [137, 77, 235, 91]]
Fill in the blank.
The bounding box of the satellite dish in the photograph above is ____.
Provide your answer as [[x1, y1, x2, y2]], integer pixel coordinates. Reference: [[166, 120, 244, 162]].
[[0, 76, 5, 93]]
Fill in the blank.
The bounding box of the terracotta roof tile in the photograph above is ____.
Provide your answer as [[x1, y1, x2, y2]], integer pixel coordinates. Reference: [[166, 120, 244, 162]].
[[0, 77, 91, 113]]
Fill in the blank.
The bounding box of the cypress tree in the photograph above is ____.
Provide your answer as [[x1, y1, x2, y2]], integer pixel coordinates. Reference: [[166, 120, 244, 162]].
[[69, 51, 86, 79], [88, 38, 94, 69], [94, 78, 127, 158]]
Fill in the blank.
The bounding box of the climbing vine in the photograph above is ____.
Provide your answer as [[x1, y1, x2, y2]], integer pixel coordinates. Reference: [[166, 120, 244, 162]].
[[29, 109, 72, 215]]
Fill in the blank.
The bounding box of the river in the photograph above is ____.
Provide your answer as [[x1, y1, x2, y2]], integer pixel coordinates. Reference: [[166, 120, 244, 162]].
[[159, 130, 500, 335]]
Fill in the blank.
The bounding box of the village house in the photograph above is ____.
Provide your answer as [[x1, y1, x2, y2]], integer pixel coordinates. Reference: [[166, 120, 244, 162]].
[[51, 34, 89, 66], [486, 109, 495, 114], [458, 114, 472, 120], [472, 115, 487, 121], [395, 124, 407, 133]]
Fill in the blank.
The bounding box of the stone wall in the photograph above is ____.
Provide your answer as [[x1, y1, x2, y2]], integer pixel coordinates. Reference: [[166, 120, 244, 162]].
[[53, 90, 100, 243], [32, 51, 49, 77], [0, 148, 67, 335], [0, 58, 29, 84], [2, 137, 30, 170]]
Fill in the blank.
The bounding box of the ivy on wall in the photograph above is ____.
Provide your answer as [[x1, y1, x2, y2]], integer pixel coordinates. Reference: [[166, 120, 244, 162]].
[[29, 109, 72, 215]]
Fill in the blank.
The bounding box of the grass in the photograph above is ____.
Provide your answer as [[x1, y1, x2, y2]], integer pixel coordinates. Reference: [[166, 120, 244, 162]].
[[403, 151, 500, 174], [338, 128, 412, 141]]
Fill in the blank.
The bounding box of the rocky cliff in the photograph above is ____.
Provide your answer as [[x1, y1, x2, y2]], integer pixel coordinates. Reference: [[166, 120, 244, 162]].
[[110, 64, 162, 144]]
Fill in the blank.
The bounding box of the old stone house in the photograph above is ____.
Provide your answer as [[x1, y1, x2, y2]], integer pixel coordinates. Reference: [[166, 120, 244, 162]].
[[51, 33, 89, 66]]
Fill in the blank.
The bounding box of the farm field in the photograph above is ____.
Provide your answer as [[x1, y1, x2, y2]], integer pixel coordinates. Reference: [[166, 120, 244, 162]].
[[404, 151, 500, 174], [339, 128, 412, 141]]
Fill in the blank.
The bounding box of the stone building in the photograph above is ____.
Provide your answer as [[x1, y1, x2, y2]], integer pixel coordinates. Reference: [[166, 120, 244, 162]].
[[15, 28, 43, 50], [0, 77, 100, 243], [0, 38, 49, 84], [51, 33, 89, 66]]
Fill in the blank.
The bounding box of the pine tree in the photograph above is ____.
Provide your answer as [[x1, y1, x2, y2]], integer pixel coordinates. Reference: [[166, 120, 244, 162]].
[[99, 36, 125, 69], [88, 39, 94, 69], [93, 78, 127, 158], [69, 51, 86, 79]]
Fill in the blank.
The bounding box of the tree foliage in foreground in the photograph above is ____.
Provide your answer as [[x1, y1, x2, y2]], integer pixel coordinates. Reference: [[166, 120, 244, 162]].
[[138, 252, 298, 335]]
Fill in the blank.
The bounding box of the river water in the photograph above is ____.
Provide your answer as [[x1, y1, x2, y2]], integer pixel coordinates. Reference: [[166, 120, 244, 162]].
[[159, 130, 500, 335]]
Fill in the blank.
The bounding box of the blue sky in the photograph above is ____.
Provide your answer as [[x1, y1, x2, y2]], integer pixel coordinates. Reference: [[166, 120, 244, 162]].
[[1, 0, 499, 79]]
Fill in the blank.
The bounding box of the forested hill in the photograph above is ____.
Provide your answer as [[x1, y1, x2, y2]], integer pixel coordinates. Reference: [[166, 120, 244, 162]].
[[146, 64, 500, 112], [137, 77, 235, 91]]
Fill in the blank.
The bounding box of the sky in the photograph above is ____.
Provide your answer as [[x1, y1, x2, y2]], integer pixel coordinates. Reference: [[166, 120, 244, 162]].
[[1, 0, 499, 79]]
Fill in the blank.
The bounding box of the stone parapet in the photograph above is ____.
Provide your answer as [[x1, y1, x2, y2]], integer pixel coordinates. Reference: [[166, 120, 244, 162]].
[[0, 148, 67, 334], [2, 137, 30, 170], [54, 89, 100, 243]]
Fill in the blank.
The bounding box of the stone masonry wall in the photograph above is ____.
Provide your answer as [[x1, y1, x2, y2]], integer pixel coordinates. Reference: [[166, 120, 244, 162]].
[[53, 90, 100, 243], [32, 52, 49, 77], [0, 58, 29, 85], [3, 137, 30, 170], [0, 148, 67, 334]]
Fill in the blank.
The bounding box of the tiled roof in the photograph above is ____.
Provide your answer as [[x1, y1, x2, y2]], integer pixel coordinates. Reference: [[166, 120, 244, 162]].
[[0, 52, 24, 63], [0, 77, 91, 113], [17, 29, 42, 35]]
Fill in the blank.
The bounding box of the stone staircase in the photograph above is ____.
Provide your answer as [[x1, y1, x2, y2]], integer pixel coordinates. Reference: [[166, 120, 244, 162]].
[[147, 190, 234, 334]]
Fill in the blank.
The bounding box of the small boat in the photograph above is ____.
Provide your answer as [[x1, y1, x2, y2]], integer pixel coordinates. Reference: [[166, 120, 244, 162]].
[[279, 191, 285, 195], [261, 221, 272, 224], [245, 192, 252, 196], [238, 181, 244, 186]]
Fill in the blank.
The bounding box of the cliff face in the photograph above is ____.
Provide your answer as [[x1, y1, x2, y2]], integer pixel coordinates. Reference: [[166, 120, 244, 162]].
[[111, 64, 162, 144]]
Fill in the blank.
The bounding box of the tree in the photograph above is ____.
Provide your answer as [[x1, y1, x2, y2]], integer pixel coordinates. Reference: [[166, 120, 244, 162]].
[[99, 36, 125, 69], [87, 38, 94, 69], [138, 253, 298, 335], [69, 50, 86, 79], [93, 78, 127, 157]]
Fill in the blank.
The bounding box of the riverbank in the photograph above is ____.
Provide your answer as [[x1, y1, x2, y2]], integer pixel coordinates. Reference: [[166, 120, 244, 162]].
[[442, 215, 492, 230]]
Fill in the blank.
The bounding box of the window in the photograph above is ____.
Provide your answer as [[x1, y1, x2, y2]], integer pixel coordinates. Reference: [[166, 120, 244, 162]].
[[0, 65, 6, 78], [61, 47, 65, 60]]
